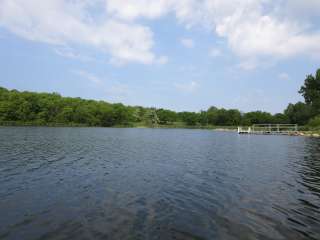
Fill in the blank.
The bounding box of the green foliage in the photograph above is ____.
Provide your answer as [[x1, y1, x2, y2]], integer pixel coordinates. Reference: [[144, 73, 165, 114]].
[[198, 111, 208, 126], [156, 109, 177, 124], [0, 86, 293, 127], [273, 113, 289, 124], [284, 102, 314, 125], [1, 66, 320, 128], [242, 111, 274, 125], [308, 115, 320, 128], [143, 108, 160, 126], [299, 69, 320, 113], [0, 88, 133, 127], [207, 107, 242, 126], [177, 112, 199, 126]]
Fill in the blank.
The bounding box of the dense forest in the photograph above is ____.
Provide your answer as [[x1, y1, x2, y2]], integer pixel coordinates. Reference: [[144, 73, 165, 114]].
[[0, 69, 319, 128]]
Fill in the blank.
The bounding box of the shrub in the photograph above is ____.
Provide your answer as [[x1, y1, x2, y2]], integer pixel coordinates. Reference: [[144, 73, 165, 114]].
[[308, 115, 320, 128]]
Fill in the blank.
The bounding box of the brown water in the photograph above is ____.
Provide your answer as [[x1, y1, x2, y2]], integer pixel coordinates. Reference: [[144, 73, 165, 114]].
[[0, 127, 319, 240]]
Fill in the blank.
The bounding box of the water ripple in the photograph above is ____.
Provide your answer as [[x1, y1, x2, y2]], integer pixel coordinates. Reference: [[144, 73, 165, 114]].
[[0, 127, 319, 240]]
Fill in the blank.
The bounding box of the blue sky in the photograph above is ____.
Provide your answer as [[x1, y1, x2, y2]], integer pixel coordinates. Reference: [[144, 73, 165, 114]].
[[0, 0, 320, 113]]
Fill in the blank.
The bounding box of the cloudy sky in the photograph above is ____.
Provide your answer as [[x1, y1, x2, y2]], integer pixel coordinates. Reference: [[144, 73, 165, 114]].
[[0, 0, 319, 113]]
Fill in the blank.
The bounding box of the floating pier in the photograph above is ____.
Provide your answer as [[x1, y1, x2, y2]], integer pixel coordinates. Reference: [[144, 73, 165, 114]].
[[238, 124, 298, 135]]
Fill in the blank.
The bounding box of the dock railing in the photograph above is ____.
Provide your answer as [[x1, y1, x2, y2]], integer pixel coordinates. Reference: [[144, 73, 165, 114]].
[[238, 124, 298, 135]]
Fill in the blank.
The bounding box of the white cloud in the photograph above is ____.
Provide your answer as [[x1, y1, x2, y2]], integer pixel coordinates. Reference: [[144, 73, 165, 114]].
[[237, 60, 258, 71], [181, 38, 194, 48], [112, 0, 320, 65], [209, 47, 222, 57], [174, 81, 198, 93], [0, 0, 320, 67], [106, 0, 320, 65], [72, 70, 104, 85], [216, 14, 320, 59], [54, 47, 94, 62], [0, 0, 160, 64], [278, 72, 290, 81], [106, 0, 172, 20], [157, 56, 169, 65]]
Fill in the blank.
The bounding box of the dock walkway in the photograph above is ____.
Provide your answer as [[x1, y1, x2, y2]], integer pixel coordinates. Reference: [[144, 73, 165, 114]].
[[238, 124, 298, 135]]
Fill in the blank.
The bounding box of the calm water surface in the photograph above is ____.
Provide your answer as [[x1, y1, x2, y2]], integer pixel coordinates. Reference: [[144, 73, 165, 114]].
[[0, 127, 319, 240]]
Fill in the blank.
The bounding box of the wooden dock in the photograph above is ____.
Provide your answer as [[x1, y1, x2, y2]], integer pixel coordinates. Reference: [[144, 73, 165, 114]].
[[238, 124, 298, 135]]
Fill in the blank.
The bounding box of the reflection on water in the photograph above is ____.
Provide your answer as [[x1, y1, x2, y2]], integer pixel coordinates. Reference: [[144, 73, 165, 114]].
[[0, 127, 319, 240]]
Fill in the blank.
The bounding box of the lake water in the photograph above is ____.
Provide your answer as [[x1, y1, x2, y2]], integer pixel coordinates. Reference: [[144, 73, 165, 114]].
[[0, 127, 319, 240]]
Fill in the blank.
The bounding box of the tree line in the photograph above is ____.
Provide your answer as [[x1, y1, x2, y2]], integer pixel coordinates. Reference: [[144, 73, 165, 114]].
[[0, 68, 319, 127]]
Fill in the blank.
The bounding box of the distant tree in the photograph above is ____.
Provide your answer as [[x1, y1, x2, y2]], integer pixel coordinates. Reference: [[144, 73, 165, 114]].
[[207, 107, 242, 126], [0, 101, 10, 121], [198, 111, 208, 126], [178, 112, 199, 126], [207, 106, 219, 125], [135, 107, 147, 122], [56, 106, 74, 123], [3, 80, 320, 128], [299, 68, 320, 113], [225, 109, 242, 125], [213, 109, 229, 125], [112, 103, 131, 125], [284, 102, 314, 125], [99, 105, 116, 127], [144, 108, 159, 126], [308, 115, 320, 128], [273, 113, 289, 124], [242, 111, 274, 125], [156, 109, 177, 124]]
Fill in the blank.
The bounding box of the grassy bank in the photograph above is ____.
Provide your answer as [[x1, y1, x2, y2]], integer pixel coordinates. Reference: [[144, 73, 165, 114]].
[[0, 121, 238, 130], [0, 121, 89, 127], [296, 126, 320, 137], [1, 121, 319, 137]]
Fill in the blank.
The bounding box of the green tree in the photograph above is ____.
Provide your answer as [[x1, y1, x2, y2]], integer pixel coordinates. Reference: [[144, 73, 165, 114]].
[[144, 108, 159, 126], [273, 113, 289, 124], [225, 109, 242, 126], [112, 103, 131, 125], [299, 68, 320, 113], [308, 115, 320, 128], [198, 111, 208, 126], [284, 102, 314, 125], [56, 107, 74, 123], [178, 112, 199, 126], [156, 109, 177, 124], [242, 111, 274, 125]]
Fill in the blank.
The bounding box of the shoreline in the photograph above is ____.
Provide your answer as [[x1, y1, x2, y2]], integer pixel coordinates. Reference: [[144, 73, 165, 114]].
[[0, 121, 237, 130], [298, 131, 320, 138], [0, 124, 237, 131], [0, 122, 319, 137]]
